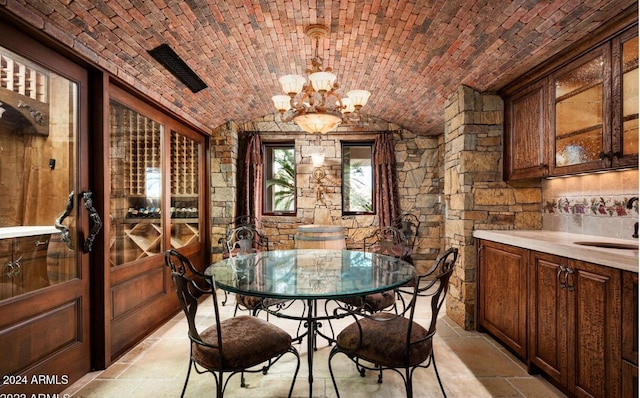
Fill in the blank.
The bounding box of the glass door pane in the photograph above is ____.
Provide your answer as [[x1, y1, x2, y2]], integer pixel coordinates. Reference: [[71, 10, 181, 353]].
[[170, 130, 200, 248], [554, 55, 604, 167], [622, 34, 638, 156], [109, 100, 163, 266], [0, 46, 79, 298]]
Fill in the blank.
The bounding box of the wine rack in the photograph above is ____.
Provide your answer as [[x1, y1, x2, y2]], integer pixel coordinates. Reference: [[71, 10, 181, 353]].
[[0, 52, 48, 102], [171, 131, 198, 196], [109, 103, 201, 266]]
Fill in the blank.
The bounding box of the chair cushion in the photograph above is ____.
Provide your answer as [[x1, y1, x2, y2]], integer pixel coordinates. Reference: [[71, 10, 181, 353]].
[[339, 291, 396, 312], [236, 294, 263, 309], [235, 294, 287, 311], [336, 312, 432, 367], [193, 315, 292, 370]]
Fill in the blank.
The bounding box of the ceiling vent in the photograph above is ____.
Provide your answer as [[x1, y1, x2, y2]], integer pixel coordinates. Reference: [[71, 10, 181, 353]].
[[148, 44, 207, 93]]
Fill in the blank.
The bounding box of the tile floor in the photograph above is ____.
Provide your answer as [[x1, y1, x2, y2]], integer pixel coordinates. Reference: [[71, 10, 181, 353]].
[[63, 292, 566, 398]]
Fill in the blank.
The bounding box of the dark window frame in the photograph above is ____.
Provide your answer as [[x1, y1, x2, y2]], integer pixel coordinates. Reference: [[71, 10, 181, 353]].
[[262, 142, 297, 216], [341, 141, 375, 216]]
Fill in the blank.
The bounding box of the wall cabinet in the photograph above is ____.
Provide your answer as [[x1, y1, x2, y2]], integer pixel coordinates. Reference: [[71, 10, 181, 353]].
[[504, 79, 549, 180], [0, 235, 51, 300], [503, 23, 638, 180], [477, 239, 632, 397], [477, 240, 528, 358]]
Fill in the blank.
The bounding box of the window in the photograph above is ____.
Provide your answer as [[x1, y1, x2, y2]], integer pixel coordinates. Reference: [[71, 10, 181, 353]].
[[342, 142, 374, 215], [264, 143, 296, 214]]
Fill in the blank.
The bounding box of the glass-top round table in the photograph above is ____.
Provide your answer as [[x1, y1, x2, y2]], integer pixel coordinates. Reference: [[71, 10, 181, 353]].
[[205, 249, 415, 397], [206, 249, 415, 299]]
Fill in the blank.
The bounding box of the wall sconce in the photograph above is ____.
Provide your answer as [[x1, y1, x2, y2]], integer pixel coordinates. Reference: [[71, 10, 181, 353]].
[[311, 150, 325, 167], [311, 147, 325, 202]]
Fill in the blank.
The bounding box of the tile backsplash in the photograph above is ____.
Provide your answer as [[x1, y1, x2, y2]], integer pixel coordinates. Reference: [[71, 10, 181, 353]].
[[542, 169, 639, 240]]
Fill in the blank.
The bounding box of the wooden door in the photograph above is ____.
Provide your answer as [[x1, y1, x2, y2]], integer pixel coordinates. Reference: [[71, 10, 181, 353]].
[[0, 23, 92, 395], [528, 251, 568, 387], [569, 260, 621, 398], [477, 240, 528, 358]]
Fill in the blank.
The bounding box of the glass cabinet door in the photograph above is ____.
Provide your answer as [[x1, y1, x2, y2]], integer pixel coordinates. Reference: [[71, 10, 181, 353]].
[[618, 31, 638, 161], [109, 100, 164, 266], [553, 48, 606, 169], [170, 130, 201, 249]]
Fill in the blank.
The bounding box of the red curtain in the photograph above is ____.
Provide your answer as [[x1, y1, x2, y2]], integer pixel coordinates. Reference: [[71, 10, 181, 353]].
[[241, 133, 263, 226], [374, 132, 400, 227]]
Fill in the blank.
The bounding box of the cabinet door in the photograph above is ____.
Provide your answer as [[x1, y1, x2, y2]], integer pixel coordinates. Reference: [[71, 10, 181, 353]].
[[549, 43, 611, 175], [568, 260, 621, 398], [611, 27, 638, 169], [13, 235, 50, 295], [528, 251, 568, 386], [0, 239, 15, 300], [622, 271, 638, 364], [477, 240, 528, 358], [504, 79, 549, 180]]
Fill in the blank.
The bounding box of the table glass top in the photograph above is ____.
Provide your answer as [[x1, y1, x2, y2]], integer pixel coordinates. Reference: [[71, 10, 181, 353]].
[[206, 249, 416, 299]]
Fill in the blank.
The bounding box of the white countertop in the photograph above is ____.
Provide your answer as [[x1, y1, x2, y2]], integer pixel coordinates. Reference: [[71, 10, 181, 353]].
[[473, 230, 639, 273], [0, 226, 60, 239]]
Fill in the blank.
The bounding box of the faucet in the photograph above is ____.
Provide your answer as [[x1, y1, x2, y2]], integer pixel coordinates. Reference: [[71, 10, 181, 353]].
[[627, 197, 638, 238]]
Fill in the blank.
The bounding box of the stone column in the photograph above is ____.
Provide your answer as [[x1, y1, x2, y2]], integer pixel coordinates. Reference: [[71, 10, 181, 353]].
[[210, 121, 239, 261], [443, 85, 542, 330]]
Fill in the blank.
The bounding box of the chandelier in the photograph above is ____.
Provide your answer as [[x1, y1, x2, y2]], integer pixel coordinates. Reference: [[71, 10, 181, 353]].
[[271, 25, 371, 134]]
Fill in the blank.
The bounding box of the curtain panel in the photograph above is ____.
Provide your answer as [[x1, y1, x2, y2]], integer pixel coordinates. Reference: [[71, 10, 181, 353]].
[[240, 133, 263, 225], [373, 132, 400, 227]]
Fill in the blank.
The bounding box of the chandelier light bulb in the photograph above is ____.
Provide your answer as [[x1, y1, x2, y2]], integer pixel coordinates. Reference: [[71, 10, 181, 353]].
[[347, 90, 371, 109], [339, 97, 355, 114], [308, 71, 337, 93], [279, 74, 306, 96], [272, 95, 291, 113]]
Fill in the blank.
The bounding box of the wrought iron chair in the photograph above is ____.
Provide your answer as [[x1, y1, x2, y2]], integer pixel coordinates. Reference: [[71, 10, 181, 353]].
[[328, 247, 458, 398], [325, 226, 408, 340], [217, 215, 265, 305], [392, 213, 421, 264], [164, 249, 300, 398], [346, 225, 409, 312], [221, 225, 278, 316]]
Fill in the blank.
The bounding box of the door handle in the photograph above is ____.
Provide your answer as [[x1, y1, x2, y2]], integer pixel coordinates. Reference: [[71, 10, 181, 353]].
[[558, 265, 567, 289], [81, 191, 102, 253], [54, 191, 75, 250]]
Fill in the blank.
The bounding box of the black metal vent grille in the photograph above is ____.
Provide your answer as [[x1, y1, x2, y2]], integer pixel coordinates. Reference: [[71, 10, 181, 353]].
[[148, 44, 207, 93]]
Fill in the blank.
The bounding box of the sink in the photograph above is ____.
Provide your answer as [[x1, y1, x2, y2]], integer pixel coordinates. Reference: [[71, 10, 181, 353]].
[[574, 241, 638, 250]]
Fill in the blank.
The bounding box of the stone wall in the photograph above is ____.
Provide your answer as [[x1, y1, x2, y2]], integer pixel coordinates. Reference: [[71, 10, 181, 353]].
[[209, 113, 445, 273], [210, 121, 239, 257], [444, 85, 541, 330]]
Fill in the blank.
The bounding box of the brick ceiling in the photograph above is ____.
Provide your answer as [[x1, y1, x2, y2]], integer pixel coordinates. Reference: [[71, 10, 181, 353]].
[[6, 1, 637, 135]]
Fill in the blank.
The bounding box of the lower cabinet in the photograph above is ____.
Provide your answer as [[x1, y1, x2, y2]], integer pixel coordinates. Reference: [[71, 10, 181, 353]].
[[622, 272, 639, 397], [529, 253, 621, 397], [477, 240, 528, 358], [477, 239, 631, 398], [0, 235, 51, 300]]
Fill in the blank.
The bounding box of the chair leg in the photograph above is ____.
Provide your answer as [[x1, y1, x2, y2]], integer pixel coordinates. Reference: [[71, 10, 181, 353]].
[[405, 367, 413, 398], [327, 347, 342, 398], [432, 353, 447, 398], [180, 360, 193, 398]]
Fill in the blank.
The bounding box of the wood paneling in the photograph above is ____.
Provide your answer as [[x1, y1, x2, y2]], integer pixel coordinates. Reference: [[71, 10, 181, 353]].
[[0, 299, 80, 376], [111, 266, 165, 319]]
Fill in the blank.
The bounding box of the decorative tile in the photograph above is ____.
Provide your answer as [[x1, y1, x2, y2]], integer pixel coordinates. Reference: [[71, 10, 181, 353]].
[[543, 195, 638, 218]]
